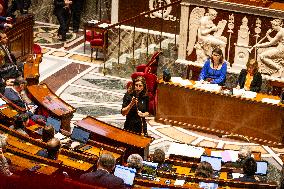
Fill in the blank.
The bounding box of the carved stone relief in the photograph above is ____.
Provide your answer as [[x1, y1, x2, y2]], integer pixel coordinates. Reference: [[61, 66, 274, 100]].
[[186, 8, 227, 64], [233, 16, 250, 71]]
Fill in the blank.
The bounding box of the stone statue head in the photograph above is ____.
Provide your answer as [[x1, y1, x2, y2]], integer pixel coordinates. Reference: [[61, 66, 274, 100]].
[[271, 19, 283, 28], [208, 9, 217, 19]]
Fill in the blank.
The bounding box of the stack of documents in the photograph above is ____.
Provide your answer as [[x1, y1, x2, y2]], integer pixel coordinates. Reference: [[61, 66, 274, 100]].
[[261, 98, 280, 104], [170, 77, 192, 86], [194, 82, 221, 92], [167, 143, 205, 158], [232, 88, 257, 99]]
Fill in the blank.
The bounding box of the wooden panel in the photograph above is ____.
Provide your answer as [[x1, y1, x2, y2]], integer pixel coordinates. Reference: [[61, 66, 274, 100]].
[[75, 116, 152, 160], [5, 14, 34, 60], [27, 84, 76, 132], [156, 80, 284, 146], [23, 54, 42, 86]]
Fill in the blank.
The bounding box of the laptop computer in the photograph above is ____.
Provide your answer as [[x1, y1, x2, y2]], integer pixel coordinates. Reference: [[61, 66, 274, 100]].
[[141, 161, 159, 179], [70, 127, 90, 144], [114, 165, 136, 186], [255, 161, 268, 175], [35, 116, 61, 135], [199, 182, 218, 189], [200, 155, 222, 172]]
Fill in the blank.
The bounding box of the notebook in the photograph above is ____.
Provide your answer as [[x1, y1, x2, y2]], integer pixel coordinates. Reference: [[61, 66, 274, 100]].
[[70, 127, 90, 144], [255, 161, 268, 175], [114, 165, 136, 186], [200, 155, 222, 171]]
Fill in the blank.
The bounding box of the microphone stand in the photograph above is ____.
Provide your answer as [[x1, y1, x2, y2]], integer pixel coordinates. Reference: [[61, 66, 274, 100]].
[[135, 93, 146, 137]]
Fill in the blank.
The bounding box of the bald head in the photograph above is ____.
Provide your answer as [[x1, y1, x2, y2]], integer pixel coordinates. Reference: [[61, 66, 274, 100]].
[[46, 138, 61, 159]]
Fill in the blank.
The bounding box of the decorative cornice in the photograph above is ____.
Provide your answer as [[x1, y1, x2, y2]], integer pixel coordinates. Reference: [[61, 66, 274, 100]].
[[182, 0, 284, 19]]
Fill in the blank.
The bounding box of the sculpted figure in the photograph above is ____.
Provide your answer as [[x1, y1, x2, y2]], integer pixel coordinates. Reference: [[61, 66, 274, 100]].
[[253, 19, 284, 78], [195, 9, 227, 62]]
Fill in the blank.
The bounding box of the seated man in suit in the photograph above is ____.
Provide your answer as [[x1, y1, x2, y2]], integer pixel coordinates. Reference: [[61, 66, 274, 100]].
[[36, 138, 61, 160], [4, 78, 46, 124], [235, 157, 258, 182], [9, 113, 29, 136], [80, 153, 125, 189]]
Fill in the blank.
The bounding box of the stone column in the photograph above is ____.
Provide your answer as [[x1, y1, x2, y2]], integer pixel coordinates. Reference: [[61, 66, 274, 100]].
[[178, 2, 190, 60], [111, 0, 119, 24]]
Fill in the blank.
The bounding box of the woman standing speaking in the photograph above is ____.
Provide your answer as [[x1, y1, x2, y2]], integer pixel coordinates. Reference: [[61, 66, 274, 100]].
[[121, 76, 149, 136]]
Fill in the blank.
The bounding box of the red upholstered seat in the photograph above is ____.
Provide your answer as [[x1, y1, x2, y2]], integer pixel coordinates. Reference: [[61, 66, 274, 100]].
[[131, 72, 157, 115], [33, 44, 42, 54], [136, 51, 161, 75], [90, 38, 104, 46], [90, 28, 108, 62]]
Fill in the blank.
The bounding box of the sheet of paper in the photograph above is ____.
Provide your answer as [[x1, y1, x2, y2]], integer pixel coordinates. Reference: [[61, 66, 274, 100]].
[[174, 179, 185, 186], [0, 98, 6, 106], [261, 98, 280, 104], [54, 132, 66, 140], [167, 143, 205, 158], [241, 91, 257, 99], [232, 88, 245, 96], [194, 83, 221, 92]]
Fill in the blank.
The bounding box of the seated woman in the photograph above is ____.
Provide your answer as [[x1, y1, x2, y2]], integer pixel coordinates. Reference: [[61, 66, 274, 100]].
[[237, 59, 262, 92], [198, 48, 227, 85]]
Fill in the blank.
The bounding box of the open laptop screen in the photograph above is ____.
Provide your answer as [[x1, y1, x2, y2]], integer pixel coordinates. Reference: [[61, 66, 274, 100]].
[[71, 127, 90, 143], [46, 116, 61, 133], [200, 155, 222, 171], [255, 161, 268, 175], [114, 165, 136, 186], [199, 182, 218, 189]]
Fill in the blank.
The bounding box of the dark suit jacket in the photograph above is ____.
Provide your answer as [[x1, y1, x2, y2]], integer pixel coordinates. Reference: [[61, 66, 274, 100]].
[[235, 175, 257, 182], [80, 169, 125, 189], [237, 69, 262, 92], [4, 87, 26, 108]]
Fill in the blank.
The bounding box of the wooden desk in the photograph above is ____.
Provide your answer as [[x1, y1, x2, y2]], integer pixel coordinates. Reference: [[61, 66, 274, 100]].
[[27, 84, 76, 132], [23, 54, 42, 86], [75, 116, 153, 160], [156, 80, 284, 146], [5, 146, 61, 176], [5, 14, 34, 60]]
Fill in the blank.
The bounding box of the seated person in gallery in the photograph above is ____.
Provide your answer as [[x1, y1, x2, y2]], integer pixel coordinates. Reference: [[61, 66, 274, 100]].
[[80, 153, 126, 189], [198, 47, 227, 85], [9, 113, 29, 136], [234, 157, 258, 182], [237, 59, 262, 92], [0, 134, 13, 176], [7, 0, 31, 17], [195, 161, 214, 178], [126, 153, 143, 175], [0, 33, 22, 81], [36, 138, 61, 160]]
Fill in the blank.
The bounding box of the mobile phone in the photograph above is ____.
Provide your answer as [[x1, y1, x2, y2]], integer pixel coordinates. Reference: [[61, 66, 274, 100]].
[[165, 179, 171, 184]]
